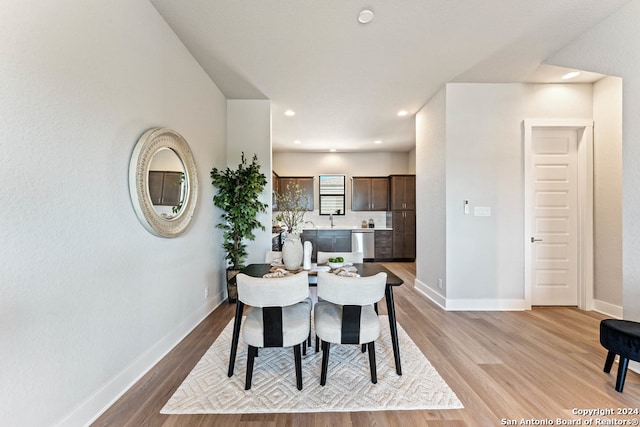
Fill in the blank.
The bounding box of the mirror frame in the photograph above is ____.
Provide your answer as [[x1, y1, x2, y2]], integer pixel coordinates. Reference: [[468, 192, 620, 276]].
[[129, 128, 198, 238]]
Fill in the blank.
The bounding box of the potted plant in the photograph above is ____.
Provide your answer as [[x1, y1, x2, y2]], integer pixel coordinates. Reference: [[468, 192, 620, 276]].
[[211, 153, 268, 302], [275, 182, 309, 269]]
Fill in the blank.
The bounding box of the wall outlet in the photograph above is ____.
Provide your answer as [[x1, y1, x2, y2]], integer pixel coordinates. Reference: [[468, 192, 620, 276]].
[[205, 287, 209, 299], [438, 278, 443, 289]]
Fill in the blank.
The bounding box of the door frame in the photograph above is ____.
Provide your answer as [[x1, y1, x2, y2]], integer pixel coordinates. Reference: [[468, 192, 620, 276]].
[[523, 119, 594, 310]]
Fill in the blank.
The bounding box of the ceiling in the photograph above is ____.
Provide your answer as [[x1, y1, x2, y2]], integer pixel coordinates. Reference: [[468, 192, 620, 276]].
[[149, 0, 625, 153]]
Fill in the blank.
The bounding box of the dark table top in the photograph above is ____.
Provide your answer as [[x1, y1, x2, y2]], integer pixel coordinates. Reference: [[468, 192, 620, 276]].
[[240, 263, 403, 287]]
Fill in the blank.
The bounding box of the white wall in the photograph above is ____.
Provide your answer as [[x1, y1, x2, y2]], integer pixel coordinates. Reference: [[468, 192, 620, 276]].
[[226, 100, 273, 266], [415, 83, 593, 309], [592, 77, 623, 311], [548, 4, 640, 321], [415, 87, 447, 302], [0, 1, 227, 425]]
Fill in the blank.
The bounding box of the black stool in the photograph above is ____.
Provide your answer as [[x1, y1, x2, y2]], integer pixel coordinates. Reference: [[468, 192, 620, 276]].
[[600, 319, 640, 392]]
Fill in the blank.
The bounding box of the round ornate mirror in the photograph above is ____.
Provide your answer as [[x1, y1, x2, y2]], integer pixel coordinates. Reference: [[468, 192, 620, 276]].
[[129, 128, 198, 238]]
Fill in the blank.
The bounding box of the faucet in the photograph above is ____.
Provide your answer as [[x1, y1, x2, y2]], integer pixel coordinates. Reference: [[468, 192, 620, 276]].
[[329, 213, 334, 228]]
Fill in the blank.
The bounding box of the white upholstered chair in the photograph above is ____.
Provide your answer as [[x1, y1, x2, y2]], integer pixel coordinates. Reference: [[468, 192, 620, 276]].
[[316, 251, 364, 264], [314, 271, 387, 385], [236, 271, 311, 390]]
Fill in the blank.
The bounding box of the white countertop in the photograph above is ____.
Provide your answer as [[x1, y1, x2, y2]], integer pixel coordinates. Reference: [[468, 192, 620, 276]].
[[302, 227, 392, 231]]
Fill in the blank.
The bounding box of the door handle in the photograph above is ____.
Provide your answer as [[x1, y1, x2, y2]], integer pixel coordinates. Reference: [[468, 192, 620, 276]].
[[531, 237, 543, 243]]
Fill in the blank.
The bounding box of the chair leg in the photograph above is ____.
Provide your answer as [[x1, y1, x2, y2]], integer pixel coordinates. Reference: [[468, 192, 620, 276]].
[[361, 344, 366, 353], [604, 351, 616, 373], [294, 344, 303, 390], [245, 345, 258, 390], [316, 336, 320, 353], [368, 342, 377, 384], [615, 357, 629, 392], [303, 340, 307, 356], [320, 341, 331, 386]]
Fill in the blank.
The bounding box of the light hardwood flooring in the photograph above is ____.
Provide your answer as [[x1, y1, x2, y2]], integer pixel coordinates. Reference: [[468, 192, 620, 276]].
[[93, 263, 639, 426]]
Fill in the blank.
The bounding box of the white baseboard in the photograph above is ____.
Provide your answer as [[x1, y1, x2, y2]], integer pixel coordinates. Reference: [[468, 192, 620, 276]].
[[54, 296, 224, 427], [414, 278, 446, 309], [414, 279, 526, 311], [593, 299, 623, 319]]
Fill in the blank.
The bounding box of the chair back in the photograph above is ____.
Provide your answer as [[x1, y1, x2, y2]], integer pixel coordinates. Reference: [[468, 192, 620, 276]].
[[237, 271, 309, 307], [317, 251, 364, 264], [265, 250, 282, 263], [317, 271, 386, 306]]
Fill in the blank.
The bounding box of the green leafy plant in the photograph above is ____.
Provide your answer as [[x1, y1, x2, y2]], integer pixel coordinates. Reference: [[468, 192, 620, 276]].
[[275, 181, 309, 235], [211, 153, 268, 270]]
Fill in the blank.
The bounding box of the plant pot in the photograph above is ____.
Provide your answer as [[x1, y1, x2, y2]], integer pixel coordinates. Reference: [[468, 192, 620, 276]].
[[226, 268, 240, 304]]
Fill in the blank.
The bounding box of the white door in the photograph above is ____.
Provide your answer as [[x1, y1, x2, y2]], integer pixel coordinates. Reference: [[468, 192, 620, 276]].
[[531, 128, 578, 305]]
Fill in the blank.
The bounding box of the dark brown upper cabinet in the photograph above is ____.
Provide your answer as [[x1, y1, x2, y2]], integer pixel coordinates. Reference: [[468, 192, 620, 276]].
[[389, 175, 416, 211], [277, 176, 314, 211], [352, 177, 389, 211]]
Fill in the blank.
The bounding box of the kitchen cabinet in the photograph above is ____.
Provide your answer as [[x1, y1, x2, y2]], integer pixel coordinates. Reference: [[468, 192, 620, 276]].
[[352, 177, 389, 211], [278, 176, 314, 211], [148, 171, 183, 206], [301, 229, 351, 261], [374, 230, 393, 260], [389, 175, 416, 211], [392, 210, 416, 259]]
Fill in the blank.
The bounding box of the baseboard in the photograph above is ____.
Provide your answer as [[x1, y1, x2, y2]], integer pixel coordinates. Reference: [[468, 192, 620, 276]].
[[54, 296, 224, 427], [414, 278, 446, 309], [592, 299, 623, 319], [414, 279, 526, 311]]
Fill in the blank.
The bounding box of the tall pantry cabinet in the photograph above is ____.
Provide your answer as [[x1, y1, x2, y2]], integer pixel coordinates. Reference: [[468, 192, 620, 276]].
[[389, 175, 416, 259]]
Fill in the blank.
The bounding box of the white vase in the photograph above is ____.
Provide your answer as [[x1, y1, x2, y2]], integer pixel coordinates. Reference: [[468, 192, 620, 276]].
[[282, 233, 303, 270]]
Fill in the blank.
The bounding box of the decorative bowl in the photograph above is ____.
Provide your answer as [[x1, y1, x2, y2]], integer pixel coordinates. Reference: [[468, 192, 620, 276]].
[[327, 261, 345, 269]]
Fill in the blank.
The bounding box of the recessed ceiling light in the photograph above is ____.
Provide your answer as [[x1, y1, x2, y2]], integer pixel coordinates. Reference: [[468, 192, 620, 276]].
[[329, 148, 337, 152], [293, 140, 301, 144], [397, 110, 408, 116], [284, 110, 296, 116], [358, 9, 374, 24], [561, 71, 581, 80], [374, 140, 382, 144]]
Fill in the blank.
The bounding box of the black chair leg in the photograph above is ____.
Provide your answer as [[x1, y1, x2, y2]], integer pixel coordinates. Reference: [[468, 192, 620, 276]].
[[245, 345, 258, 390], [368, 342, 377, 384], [316, 336, 320, 353], [604, 350, 616, 373], [361, 344, 366, 353], [294, 344, 303, 390], [303, 340, 307, 356], [615, 357, 629, 392], [320, 341, 331, 386]]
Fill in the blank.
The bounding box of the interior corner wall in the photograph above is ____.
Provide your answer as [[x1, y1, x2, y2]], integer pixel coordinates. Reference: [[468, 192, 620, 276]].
[[0, 1, 227, 426], [547, 0, 640, 322], [226, 99, 273, 266], [415, 87, 447, 299], [592, 76, 623, 309]]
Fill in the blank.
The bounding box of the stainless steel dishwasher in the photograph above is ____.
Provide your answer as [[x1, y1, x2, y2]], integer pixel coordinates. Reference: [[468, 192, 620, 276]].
[[351, 229, 375, 261]]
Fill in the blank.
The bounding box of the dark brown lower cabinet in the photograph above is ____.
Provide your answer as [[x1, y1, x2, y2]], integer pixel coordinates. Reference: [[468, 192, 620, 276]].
[[301, 229, 351, 261], [392, 211, 415, 259], [374, 230, 393, 260]]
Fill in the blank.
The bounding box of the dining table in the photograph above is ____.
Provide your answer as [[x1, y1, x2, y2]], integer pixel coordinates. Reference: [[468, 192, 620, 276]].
[[227, 262, 404, 377]]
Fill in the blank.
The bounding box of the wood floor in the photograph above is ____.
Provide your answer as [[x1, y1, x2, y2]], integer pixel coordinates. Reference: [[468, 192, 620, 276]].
[[93, 263, 639, 426]]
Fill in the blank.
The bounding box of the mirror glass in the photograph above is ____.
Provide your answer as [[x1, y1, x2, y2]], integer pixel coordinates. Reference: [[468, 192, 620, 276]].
[[129, 128, 198, 238], [319, 174, 346, 215], [148, 148, 187, 219]]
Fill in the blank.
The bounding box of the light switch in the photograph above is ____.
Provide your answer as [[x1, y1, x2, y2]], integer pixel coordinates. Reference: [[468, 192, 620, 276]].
[[474, 206, 491, 217]]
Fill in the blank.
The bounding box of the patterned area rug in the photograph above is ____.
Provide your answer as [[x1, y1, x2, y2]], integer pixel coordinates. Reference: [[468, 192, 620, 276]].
[[161, 316, 463, 414]]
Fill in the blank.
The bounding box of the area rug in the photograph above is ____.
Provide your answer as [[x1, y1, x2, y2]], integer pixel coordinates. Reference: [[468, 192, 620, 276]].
[[161, 316, 463, 414]]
